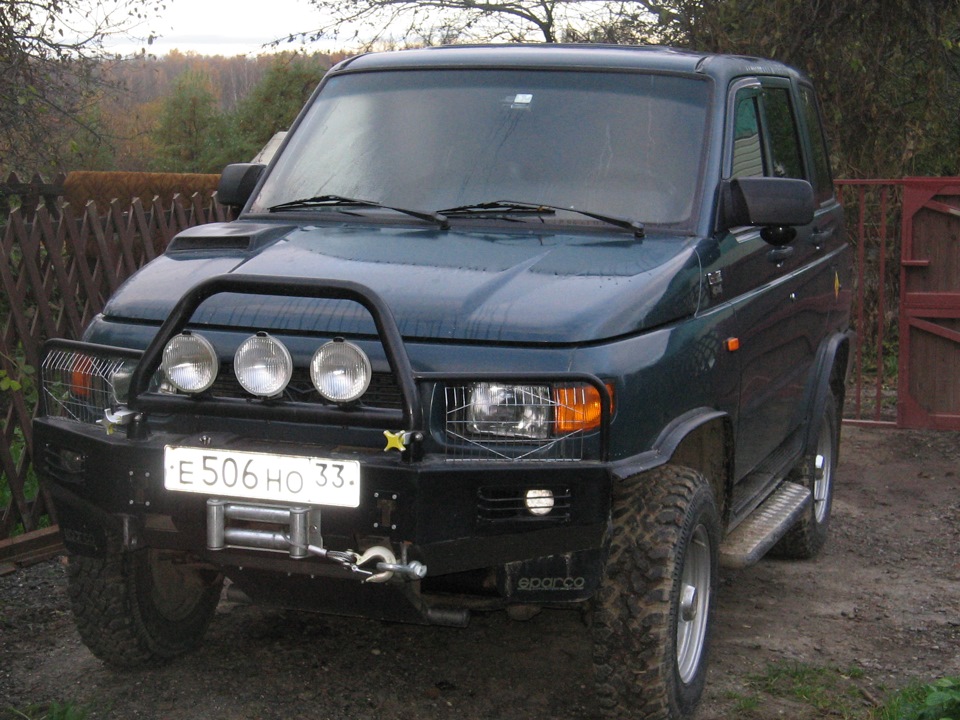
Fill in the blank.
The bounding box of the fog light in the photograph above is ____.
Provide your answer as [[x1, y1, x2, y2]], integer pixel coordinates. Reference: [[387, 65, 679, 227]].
[[59, 449, 86, 474], [161, 333, 218, 393], [310, 339, 371, 403], [525, 488, 555, 516], [234, 333, 293, 397]]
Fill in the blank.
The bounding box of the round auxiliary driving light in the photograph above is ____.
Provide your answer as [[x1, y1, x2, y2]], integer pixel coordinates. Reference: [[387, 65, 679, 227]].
[[525, 489, 555, 516], [310, 339, 371, 403], [234, 333, 293, 397], [161, 333, 218, 394]]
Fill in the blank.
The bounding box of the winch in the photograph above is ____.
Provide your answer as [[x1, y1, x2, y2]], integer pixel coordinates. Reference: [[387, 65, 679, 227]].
[[206, 498, 427, 582]]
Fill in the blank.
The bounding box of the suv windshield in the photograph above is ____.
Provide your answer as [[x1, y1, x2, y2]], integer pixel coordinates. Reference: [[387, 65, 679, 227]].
[[250, 69, 710, 227]]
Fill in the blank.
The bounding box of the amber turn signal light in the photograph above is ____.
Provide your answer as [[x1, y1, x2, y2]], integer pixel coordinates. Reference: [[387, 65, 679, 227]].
[[554, 383, 614, 433], [70, 355, 95, 398]]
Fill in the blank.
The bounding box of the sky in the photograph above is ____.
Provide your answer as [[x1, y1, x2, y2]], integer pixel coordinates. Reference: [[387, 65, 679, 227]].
[[105, 0, 330, 57]]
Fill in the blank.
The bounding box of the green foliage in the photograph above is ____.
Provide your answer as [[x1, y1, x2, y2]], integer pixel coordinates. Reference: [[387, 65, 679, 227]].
[[876, 677, 960, 720], [668, 0, 960, 177], [0, 351, 36, 400], [742, 662, 960, 720], [63, 103, 119, 172], [207, 55, 327, 168], [3, 701, 90, 720], [149, 56, 326, 173], [150, 71, 227, 173]]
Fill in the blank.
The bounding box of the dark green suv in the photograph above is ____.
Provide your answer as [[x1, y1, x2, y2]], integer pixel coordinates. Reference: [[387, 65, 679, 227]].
[[35, 45, 853, 719]]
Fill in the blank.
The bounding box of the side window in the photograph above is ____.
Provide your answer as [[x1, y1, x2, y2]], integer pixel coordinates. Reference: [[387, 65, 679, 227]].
[[761, 87, 804, 179], [799, 85, 834, 203], [732, 93, 764, 178]]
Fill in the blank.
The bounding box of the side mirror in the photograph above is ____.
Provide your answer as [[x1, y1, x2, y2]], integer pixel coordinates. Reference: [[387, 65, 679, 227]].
[[217, 163, 266, 210], [719, 177, 815, 246]]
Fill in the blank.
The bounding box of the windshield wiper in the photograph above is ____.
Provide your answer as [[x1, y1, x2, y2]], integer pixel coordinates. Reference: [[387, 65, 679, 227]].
[[439, 201, 557, 217], [269, 194, 449, 230], [438, 200, 644, 238]]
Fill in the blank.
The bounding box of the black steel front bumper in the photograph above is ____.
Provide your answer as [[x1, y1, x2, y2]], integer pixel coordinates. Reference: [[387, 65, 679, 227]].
[[36, 413, 611, 594]]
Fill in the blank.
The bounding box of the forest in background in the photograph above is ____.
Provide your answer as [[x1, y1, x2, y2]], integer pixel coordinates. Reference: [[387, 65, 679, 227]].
[[53, 51, 340, 176]]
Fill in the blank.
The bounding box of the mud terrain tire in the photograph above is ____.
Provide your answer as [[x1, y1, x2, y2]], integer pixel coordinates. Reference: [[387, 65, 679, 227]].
[[591, 465, 720, 720], [774, 392, 840, 559], [67, 548, 223, 667]]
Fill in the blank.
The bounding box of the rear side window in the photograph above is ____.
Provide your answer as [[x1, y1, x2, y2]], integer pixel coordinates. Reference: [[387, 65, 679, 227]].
[[799, 85, 835, 203]]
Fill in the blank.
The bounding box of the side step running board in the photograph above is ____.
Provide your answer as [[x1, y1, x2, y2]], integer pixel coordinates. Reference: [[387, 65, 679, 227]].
[[719, 481, 811, 569]]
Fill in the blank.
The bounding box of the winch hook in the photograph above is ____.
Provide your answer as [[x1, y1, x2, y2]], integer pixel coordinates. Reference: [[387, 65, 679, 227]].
[[356, 545, 398, 583]]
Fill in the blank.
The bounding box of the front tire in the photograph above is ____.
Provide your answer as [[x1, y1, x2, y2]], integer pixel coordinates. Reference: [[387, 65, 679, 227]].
[[591, 465, 720, 720], [67, 547, 223, 667]]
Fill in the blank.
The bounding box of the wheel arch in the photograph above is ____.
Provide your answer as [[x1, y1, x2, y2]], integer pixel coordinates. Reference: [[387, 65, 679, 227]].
[[611, 408, 735, 527], [802, 329, 855, 458]]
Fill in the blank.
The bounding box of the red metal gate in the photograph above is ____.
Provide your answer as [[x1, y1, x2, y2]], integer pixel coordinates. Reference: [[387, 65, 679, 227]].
[[898, 178, 960, 429]]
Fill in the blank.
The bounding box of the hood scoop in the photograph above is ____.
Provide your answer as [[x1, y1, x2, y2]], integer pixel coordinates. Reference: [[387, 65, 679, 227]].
[[166, 222, 294, 254]]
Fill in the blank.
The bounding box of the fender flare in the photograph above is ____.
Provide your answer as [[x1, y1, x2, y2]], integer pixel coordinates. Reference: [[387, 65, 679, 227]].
[[610, 407, 733, 482], [801, 329, 855, 457]]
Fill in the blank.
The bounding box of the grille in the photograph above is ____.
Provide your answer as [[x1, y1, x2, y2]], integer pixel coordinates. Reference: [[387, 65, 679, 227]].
[[477, 486, 572, 524], [444, 384, 588, 461], [209, 366, 403, 409], [40, 348, 134, 425]]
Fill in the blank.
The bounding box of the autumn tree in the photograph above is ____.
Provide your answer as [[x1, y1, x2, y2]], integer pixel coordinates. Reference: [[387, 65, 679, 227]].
[[0, 0, 164, 173]]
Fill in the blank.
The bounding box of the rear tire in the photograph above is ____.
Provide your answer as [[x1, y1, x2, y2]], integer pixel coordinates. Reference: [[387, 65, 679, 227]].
[[591, 465, 720, 720], [774, 392, 839, 559], [67, 548, 223, 667]]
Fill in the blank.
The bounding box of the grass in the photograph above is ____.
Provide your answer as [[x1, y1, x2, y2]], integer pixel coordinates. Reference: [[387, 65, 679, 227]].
[[2, 703, 89, 720], [748, 661, 870, 718], [743, 662, 960, 720]]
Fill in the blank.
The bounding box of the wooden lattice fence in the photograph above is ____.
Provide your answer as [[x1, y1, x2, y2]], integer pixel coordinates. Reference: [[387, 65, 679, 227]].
[[0, 192, 232, 563]]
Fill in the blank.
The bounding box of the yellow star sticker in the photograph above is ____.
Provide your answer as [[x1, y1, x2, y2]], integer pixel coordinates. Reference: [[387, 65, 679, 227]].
[[383, 430, 407, 452]]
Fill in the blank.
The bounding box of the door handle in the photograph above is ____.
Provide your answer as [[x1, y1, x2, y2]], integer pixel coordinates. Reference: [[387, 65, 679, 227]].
[[767, 246, 794, 264], [810, 226, 835, 250]]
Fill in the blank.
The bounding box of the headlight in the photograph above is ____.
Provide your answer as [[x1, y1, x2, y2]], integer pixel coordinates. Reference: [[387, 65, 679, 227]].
[[467, 383, 551, 439], [234, 333, 293, 397], [161, 332, 218, 393], [310, 339, 371, 403]]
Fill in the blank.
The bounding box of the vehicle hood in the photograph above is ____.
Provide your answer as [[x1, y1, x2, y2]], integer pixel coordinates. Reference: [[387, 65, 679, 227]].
[[100, 221, 703, 344]]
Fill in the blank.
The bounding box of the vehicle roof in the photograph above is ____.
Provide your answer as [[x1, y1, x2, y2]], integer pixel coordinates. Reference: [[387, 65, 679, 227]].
[[330, 44, 808, 85]]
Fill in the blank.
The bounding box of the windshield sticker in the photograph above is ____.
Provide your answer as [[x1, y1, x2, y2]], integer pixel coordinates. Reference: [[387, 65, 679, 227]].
[[506, 93, 534, 109]]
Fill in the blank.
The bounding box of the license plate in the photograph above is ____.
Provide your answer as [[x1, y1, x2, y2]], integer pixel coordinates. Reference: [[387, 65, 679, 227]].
[[163, 446, 360, 508]]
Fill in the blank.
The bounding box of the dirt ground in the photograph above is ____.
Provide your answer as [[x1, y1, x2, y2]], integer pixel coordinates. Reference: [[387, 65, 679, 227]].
[[1, 425, 958, 719]]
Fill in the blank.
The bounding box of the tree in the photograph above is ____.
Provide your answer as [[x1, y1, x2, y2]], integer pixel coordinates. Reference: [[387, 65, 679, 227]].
[[660, 0, 960, 177], [295, 1, 665, 45], [0, 0, 164, 173], [151, 71, 225, 173], [298, 0, 960, 177], [208, 54, 327, 168]]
